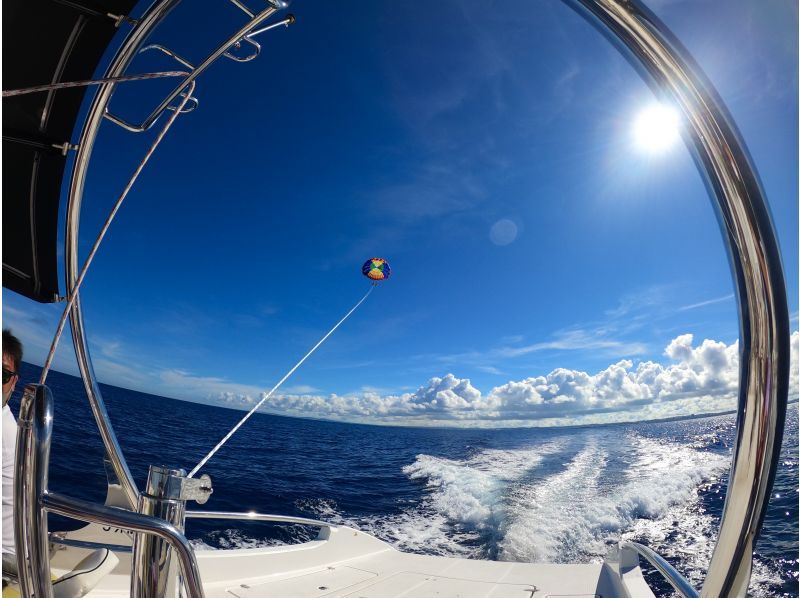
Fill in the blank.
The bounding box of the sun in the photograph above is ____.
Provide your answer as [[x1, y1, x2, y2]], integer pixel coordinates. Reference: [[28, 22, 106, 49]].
[[633, 103, 681, 153]]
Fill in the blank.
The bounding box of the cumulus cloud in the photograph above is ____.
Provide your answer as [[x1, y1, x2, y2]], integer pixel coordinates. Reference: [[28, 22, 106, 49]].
[[202, 331, 799, 428]]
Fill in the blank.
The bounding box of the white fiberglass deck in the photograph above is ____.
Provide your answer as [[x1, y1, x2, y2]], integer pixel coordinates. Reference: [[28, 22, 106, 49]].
[[48, 523, 655, 598]]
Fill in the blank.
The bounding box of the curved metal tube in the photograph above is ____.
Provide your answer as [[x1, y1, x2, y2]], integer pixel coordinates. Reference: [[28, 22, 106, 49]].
[[103, 3, 280, 132], [186, 510, 337, 529], [66, 0, 184, 511], [49, 534, 133, 553], [43, 493, 205, 598], [48, 510, 337, 554], [223, 36, 261, 62], [566, 2, 790, 596], [620, 542, 698, 598], [14, 384, 55, 598], [65, 0, 292, 507]]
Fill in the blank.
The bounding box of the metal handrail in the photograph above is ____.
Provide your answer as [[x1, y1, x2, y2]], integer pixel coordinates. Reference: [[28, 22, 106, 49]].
[[64, 0, 293, 510], [103, 5, 293, 132], [567, 2, 790, 596], [66, 0, 182, 510], [186, 510, 337, 529], [47, 511, 337, 555], [44, 493, 205, 598], [49, 534, 133, 554], [14, 384, 205, 598], [14, 385, 53, 598], [620, 542, 698, 598]]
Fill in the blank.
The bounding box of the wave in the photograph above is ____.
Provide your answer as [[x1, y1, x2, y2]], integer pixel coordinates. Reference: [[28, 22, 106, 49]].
[[391, 432, 730, 567]]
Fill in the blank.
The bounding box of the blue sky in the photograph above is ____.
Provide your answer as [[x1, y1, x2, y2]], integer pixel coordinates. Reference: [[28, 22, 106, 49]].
[[3, 0, 798, 426]]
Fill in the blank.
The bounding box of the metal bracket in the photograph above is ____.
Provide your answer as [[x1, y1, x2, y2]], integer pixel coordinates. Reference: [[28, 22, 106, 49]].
[[103, 3, 293, 132], [223, 36, 261, 62], [107, 13, 138, 28], [51, 142, 79, 156], [180, 474, 213, 505], [143, 469, 213, 505]]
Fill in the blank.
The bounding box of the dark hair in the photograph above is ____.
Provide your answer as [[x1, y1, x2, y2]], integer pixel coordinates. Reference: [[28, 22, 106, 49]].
[[3, 329, 23, 372]]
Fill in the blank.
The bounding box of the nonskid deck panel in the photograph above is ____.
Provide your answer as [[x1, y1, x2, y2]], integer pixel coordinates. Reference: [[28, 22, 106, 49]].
[[48, 524, 654, 597]]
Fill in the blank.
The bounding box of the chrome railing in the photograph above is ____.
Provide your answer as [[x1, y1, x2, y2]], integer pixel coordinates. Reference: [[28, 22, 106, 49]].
[[45, 493, 204, 598], [619, 542, 698, 598], [14, 385, 52, 597], [47, 511, 337, 555], [567, 2, 790, 596], [103, 2, 292, 132], [185, 510, 337, 530], [64, 0, 294, 511], [13, 384, 205, 598], [49, 534, 133, 554]]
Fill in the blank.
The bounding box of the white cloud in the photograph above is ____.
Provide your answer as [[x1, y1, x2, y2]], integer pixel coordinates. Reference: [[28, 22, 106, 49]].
[[196, 331, 798, 428]]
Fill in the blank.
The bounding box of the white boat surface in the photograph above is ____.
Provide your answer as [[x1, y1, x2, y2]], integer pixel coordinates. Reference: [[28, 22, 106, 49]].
[[50, 520, 654, 597]]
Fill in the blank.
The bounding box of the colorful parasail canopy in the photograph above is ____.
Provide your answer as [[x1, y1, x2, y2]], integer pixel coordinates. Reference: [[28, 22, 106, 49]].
[[362, 258, 391, 281]]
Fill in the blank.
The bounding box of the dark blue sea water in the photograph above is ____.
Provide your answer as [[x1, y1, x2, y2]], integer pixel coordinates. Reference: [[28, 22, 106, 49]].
[[10, 362, 798, 596]]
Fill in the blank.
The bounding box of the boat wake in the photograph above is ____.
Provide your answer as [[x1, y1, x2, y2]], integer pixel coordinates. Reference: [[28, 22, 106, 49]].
[[188, 419, 795, 596]]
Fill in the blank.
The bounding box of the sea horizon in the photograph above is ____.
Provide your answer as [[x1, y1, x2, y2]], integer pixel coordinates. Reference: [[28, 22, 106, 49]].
[[21, 360, 796, 432]]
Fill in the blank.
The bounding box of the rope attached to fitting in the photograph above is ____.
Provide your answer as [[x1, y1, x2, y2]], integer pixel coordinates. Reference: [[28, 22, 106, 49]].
[[188, 285, 375, 478]]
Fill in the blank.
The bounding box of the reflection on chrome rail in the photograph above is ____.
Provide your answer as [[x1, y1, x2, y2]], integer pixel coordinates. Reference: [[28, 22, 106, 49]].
[[568, 1, 790, 596], [620, 542, 698, 598], [14, 384, 206, 598]]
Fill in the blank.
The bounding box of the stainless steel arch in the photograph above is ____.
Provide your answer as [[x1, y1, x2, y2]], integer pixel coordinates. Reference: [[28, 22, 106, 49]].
[[64, 0, 287, 509], [62, 1, 789, 596], [565, 1, 790, 597], [66, 0, 183, 510]]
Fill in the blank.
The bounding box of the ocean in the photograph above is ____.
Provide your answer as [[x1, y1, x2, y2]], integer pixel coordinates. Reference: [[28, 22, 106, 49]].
[[9, 361, 798, 596]]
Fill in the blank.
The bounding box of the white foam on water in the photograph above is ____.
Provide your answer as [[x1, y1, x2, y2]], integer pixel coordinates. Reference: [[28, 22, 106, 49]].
[[401, 443, 565, 530], [189, 539, 218, 551], [498, 440, 610, 563], [194, 529, 286, 549], [292, 442, 566, 558], [298, 496, 480, 557], [498, 433, 730, 564]]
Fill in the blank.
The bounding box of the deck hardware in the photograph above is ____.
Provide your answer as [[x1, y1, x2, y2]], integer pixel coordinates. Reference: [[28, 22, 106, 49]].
[[132, 466, 212, 597], [51, 142, 79, 156], [103, 3, 293, 132], [15, 385, 205, 597], [228, 0, 255, 18], [140, 44, 196, 69], [107, 13, 138, 28], [223, 36, 261, 62]]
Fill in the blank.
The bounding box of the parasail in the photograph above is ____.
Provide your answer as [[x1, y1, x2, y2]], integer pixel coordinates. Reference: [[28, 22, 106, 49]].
[[362, 258, 391, 281]]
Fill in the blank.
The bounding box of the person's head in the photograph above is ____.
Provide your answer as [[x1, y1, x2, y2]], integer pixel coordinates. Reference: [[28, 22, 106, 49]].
[[3, 329, 23, 406]]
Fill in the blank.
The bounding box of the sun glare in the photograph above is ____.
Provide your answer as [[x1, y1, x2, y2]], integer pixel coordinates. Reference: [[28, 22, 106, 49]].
[[633, 104, 681, 153]]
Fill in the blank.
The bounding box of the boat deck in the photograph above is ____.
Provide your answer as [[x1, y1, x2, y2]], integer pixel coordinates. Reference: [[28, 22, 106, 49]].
[[48, 524, 655, 597]]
